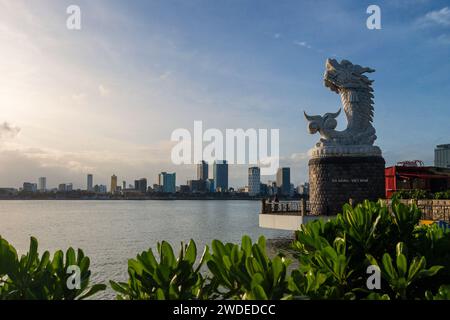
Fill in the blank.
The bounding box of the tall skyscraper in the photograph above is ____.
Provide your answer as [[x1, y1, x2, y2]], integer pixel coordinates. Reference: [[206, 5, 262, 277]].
[[435, 144, 450, 168], [123, 181, 126, 190], [276, 167, 291, 196], [213, 160, 228, 192], [197, 160, 209, 181], [248, 167, 261, 196], [110, 174, 118, 193], [158, 172, 176, 193], [38, 177, 46, 192], [134, 178, 148, 193], [87, 174, 93, 191]]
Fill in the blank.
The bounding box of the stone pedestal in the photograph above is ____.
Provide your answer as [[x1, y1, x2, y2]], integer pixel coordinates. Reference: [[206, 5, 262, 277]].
[[308, 156, 385, 215]]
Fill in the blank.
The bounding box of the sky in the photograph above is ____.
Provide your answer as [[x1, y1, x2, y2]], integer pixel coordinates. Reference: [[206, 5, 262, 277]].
[[0, 0, 449, 189]]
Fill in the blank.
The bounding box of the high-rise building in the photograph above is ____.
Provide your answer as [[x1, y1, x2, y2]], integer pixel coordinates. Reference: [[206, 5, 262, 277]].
[[23, 182, 37, 193], [206, 179, 215, 193], [87, 174, 93, 191], [435, 144, 450, 168], [122, 181, 126, 190], [134, 178, 148, 193], [298, 182, 310, 196], [38, 177, 46, 192], [276, 167, 291, 196], [158, 172, 176, 193], [110, 174, 117, 193], [58, 183, 72, 192], [197, 160, 208, 181], [213, 160, 228, 192], [94, 184, 107, 194], [248, 167, 261, 196], [188, 179, 206, 193]]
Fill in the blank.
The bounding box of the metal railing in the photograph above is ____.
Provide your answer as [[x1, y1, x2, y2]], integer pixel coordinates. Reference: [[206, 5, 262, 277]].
[[260, 199, 315, 216], [261, 199, 450, 222]]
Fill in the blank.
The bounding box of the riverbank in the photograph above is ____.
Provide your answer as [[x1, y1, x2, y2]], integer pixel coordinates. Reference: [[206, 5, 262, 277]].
[[0, 192, 302, 201]]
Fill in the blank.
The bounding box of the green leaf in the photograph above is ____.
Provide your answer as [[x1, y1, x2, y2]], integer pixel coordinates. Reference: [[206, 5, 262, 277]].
[[241, 236, 252, 256], [418, 265, 443, 278], [110, 281, 129, 296], [257, 236, 266, 253], [184, 240, 197, 265], [396, 254, 407, 277], [66, 247, 76, 267], [26, 236, 39, 270], [251, 284, 268, 300], [396, 242, 405, 257], [381, 254, 397, 281], [0, 238, 18, 275], [77, 284, 107, 300], [160, 241, 176, 267], [155, 288, 166, 300], [271, 256, 284, 286], [407, 256, 426, 281], [51, 250, 64, 271], [212, 240, 227, 258]]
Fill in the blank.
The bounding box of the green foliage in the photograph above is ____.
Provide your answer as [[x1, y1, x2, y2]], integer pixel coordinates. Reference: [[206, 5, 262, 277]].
[[434, 190, 450, 200], [425, 285, 450, 300], [0, 236, 105, 300], [291, 199, 450, 300], [366, 242, 442, 299], [393, 189, 450, 200], [206, 236, 290, 300], [393, 189, 431, 200], [110, 240, 208, 300]]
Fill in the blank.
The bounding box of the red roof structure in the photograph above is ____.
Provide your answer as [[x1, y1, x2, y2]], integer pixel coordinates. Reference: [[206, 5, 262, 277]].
[[385, 165, 450, 198]]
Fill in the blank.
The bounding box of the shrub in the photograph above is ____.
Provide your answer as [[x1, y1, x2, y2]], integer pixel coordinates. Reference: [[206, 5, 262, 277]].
[[291, 199, 450, 299], [206, 236, 290, 300], [393, 189, 431, 200], [0, 236, 105, 300], [110, 240, 209, 300], [393, 189, 450, 200], [434, 190, 450, 200]]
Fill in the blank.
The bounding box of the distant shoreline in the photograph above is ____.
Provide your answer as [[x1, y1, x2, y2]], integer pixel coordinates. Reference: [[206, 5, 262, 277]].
[[0, 194, 302, 201]]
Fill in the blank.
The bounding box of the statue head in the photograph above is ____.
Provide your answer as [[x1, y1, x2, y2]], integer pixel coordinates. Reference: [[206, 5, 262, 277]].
[[324, 58, 375, 93]]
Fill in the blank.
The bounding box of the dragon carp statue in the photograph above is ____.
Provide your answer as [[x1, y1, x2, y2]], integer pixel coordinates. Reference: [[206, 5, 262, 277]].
[[304, 58, 382, 157], [304, 59, 385, 216]]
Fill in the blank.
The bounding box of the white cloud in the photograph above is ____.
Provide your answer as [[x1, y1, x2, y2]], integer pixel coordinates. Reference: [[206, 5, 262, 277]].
[[436, 33, 450, 45], [71, 92, 87, 102], [98, 84, 111, 97], [418, 7, 450, 26], [159, 71, 172, 80], [293, 41, 312, 49], [0, 122, 20, 139]]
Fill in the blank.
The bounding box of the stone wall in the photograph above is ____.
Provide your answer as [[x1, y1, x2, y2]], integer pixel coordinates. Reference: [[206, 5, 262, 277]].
[[389, 199, 450, 221], [309, 156, 385, 215]]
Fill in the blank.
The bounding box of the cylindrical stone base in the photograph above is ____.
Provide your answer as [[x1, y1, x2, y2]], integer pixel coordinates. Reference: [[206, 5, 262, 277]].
[[309, 156, 385, 215]]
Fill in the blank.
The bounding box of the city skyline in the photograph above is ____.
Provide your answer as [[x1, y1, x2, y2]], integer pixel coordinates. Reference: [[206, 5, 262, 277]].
[[1, 1, 449, 190], [13, 161, 295, 193]]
